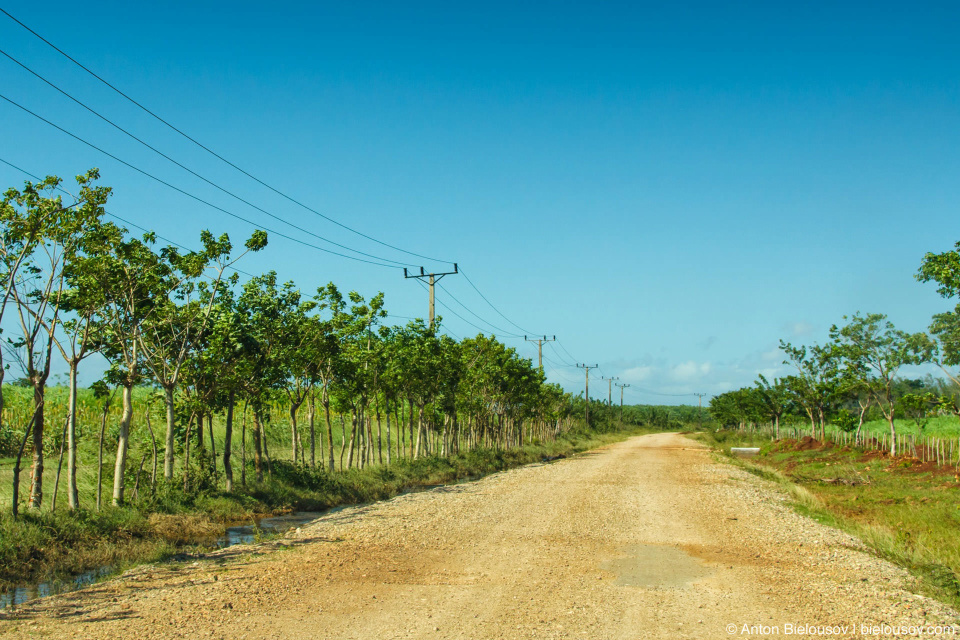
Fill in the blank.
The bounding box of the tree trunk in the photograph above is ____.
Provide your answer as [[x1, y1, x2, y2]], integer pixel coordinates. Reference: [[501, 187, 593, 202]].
[[855, 404, 867, 444], [133, 452, 147, 500], [208, 413, 217, 485], [339, 413, 347, 471], [241, 401, 247, 486], [145, 407, 158, 491], [409, 399, 416, 458], [308, 391, 316, 469], [163, 385, 176, 480], [51, 416, 68, 511], [347, 411, 357, 470], [887, 412, 897, 456], [261, 416, 272, 477], [11, 407, 39, 519], [183, 412, 194, 492], [224, 391, 234, 492], [415, 405, 424, 459], [385, 397, 391, 466], [97, 400, 108, 511], [29, 381, 45, 509], [113, 384, 133, 506], [399, 400, 405, 459], [66, 361, 80, 510], [324, 388, 335, 471], [289, 401, 299, 463], [253, 409, 264, 482]]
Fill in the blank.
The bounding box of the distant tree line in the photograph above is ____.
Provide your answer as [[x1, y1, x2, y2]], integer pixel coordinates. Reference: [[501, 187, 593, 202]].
[[710, 240, 960, 454]]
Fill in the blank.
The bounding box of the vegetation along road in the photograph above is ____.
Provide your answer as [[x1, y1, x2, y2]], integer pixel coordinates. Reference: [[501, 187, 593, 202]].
[[1, 432, 957, 639]]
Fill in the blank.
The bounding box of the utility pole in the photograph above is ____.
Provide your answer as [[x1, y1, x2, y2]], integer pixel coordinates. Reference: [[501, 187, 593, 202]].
[[403, 264, 458, 327], [601, 376, 619, 406], [525, 335, 555, 371], [615, 382, 630, 423], [693, 393, 707, 430], [576, 363, 598, 425]]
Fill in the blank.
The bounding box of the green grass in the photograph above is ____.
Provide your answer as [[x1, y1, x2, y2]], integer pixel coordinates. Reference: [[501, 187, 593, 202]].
[[694, 429, 960, 609]]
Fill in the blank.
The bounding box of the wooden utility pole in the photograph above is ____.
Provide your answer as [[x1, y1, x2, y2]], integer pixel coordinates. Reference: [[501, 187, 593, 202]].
[[602, 376, 619, 406], [403, 264, 458, 327], [576, 363, 598, 425], [693, 392, 707, 429], [525, 335, 555, 371], [615, 382, 630, 423]]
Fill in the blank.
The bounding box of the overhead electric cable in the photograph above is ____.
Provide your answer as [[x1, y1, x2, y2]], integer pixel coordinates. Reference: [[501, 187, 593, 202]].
[[544, 367, 580, 384], [431, 290, 497, 337], [0, 92, 400, 268], [457, 266, 539, 335], [545, 341, 576, 367], [0, 48, 418, 268], [555, 339, 580, 365], [0, 156, 262, 281], [542, 354, 576, 369], [435, 282, 524, 338], [0, 7, 453, 265], [629, 386, 700, 398]]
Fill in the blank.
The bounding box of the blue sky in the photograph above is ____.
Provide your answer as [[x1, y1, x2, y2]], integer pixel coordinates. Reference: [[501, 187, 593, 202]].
[[1, 1, 958, 403]]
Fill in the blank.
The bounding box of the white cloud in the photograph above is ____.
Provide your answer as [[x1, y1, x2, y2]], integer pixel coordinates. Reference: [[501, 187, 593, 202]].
[[670, 360, 711, 381], [622, 366, 655, 382], [783, 321, 815, 338]]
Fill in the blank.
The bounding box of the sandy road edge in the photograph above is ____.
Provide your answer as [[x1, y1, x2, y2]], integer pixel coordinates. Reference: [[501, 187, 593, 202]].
[[684, 431, 960, 623]]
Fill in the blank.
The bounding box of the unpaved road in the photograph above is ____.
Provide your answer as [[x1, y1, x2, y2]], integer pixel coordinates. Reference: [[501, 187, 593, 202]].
[[2, 433, 957, 639]]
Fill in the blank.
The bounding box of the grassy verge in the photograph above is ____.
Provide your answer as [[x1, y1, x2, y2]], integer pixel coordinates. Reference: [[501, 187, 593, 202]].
[[690, 429, 960, 609], [0, 426, 652, 590]]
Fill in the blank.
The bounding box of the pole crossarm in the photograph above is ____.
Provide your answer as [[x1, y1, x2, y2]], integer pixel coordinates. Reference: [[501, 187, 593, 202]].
[[576, 363, 598, 425], [403, 263, 458, 327], [525, 334, 555, 370], [615, 382, 630, 422], [601, 375, 619, 406], [693, 392, 707, 429]]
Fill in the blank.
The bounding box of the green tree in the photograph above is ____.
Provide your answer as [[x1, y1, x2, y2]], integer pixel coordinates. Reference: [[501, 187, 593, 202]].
[[755, 375, 789, 439], [3, 169, 109, 509], [829, 313, 934, 455]]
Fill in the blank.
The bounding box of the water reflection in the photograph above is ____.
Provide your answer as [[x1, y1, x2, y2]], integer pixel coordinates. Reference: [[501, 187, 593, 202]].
[[0, 511, 323, 610]]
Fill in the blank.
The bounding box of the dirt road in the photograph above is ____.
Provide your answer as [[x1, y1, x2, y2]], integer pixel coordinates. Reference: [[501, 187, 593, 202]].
[[2, 433, 957, 639]]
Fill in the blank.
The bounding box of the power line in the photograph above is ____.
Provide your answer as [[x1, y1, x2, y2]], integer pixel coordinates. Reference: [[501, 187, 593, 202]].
[[545, 341, 576, 367], [628, 386, 701, 398], [0, 49, 420, 268], [0, 156, 262, 281], [436, 282, 524, 338], [1, 158, 521, 352], [0, 7, 453, 266], [542, 354, 575, 369], [544, 366, 580, 385], [555, 339, 580, 365], [458, 266, 539, 335], [0, 92, 401, 269]]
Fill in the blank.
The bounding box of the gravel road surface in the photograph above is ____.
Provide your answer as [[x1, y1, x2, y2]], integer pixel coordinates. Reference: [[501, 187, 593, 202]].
[[2, 432, 957, 639]]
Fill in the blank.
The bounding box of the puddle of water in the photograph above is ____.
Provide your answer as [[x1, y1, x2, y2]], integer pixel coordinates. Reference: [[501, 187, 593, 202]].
[[0, 475, 489, 609], [0, 511, 326, 611], [0, 565, 114, 609], [600, 544, 710, 588], [217, 511, 324, 547]]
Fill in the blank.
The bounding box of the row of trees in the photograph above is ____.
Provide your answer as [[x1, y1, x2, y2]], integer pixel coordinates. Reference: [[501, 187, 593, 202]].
[[710, 240, 960, 453], [1, 171, 580, 517]]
